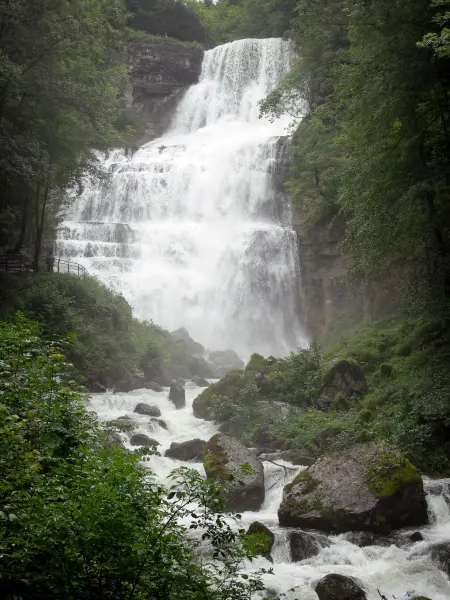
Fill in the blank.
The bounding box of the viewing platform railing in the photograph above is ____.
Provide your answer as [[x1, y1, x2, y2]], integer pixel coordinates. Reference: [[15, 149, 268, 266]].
[[0, 255, 90, 278]]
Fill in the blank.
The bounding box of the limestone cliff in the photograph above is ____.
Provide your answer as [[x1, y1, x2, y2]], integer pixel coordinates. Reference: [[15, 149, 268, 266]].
[[293, 206, 404, 344], [272, 140, 401, 344], [126, 40, 204, 145]]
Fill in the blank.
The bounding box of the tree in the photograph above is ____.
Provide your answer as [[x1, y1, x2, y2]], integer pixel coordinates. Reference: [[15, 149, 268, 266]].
[[0, 0, 129, 267]]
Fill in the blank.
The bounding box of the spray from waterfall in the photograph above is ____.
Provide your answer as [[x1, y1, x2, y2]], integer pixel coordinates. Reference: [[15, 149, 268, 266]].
[[57, 38, 307, 357]]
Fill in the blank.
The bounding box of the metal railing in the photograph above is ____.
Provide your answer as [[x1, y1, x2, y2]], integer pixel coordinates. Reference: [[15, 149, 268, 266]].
[[0, 254, 29, 273], [0, 255, 90, 278]]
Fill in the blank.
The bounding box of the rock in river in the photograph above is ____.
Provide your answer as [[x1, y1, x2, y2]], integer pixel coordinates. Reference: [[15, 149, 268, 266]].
[[134, 403, 161, 417], [130, 434, 160, 447], [165, 439, 206, 462], [203, 433, 265, 511], [278, 442, 428, 533], [289, 530, 329, 562], [169, 383, 186, 409], [315, 574, 366, 600]]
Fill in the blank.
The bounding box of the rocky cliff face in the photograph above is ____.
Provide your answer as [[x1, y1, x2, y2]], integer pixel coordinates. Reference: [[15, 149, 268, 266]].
[[272, 141, 401, 344], [126, 40, 204, 145], [293, 206, 404, 344]]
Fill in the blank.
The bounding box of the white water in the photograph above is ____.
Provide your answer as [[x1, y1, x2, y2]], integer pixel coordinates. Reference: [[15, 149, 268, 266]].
[[57, 38, 306, 358], [89, 385, 450, 600]]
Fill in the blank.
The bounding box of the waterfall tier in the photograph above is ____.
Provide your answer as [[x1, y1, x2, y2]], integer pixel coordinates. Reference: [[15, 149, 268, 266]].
[[57, 38, 306, 357]]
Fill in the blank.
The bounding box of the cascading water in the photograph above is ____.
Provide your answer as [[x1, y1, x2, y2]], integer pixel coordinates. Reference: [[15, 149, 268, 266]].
[[57, 38, 306, 357], [89, 384, 450, 600]]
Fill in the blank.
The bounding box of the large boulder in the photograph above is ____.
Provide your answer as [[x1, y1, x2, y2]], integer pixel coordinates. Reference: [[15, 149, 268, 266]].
[[289, 530, 328, 562], [130, 434, 160, 447], [208, 349, 245, 377], [165, 439, 206, 462], [169, 383, 186, 409], [203, 433, 265, 511], [318, 360, 367, 407], [133, 403, 161, 417], [278, 443, 428, 533], [246, 521, 274, 561], [315, 574, 366, 600]]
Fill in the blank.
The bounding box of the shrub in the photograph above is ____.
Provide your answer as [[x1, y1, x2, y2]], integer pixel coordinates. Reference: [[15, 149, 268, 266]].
[[0, 315, 270, 600], [0, 274, 196, 387]]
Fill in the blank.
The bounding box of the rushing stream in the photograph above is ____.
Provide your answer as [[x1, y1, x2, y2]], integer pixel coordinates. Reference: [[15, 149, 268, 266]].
[[89, 385, 450, 600], [57, 38, 306, 358]]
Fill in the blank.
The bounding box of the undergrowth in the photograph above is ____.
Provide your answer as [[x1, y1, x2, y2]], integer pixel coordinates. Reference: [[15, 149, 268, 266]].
[[0, 274, 200, 388], [201, 310, 450, 474]]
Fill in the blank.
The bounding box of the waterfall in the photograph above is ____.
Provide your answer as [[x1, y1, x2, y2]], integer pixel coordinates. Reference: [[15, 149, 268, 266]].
[[56, 38, 306, 357]]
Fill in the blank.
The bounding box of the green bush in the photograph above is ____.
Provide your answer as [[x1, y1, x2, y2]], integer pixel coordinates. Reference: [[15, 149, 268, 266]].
[[0, 315, 271, 600], [0, 274, 197, 387]]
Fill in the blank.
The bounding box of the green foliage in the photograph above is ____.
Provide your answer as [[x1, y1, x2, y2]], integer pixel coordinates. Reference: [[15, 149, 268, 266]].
[[202, 308, 450, 473], [243, 532, 272, 556], [0, 316, 272, 600], [188, 0, 297, 46], [0, 0, 130, 265], [366, 452, 422, 498], [126, 0, 208, 44], [271, 408, 353, 456], [0, 274, 197, 387], [262, 0, 450, 305], [245, 353, 267, 372]]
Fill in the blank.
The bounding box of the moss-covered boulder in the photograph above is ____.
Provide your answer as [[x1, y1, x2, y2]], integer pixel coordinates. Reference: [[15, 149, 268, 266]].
[[320, 360, 367, 403], [192, 369, 250, 420], [203, 433, 265, 511], [278, 443, 428, 533]]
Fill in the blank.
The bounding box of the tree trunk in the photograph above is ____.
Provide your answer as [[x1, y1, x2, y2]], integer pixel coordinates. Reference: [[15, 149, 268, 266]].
[[33, 182, 50, 272], [11, 195, 30, 254]]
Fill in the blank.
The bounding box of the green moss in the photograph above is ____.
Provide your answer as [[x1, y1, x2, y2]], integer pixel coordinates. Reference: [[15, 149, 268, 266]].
[[283, 498, 312, 514], [245, 353, 267, 372], [203, 435, 230, 480], [366, 452, 422, 498], [285, 469, 318, 493]]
